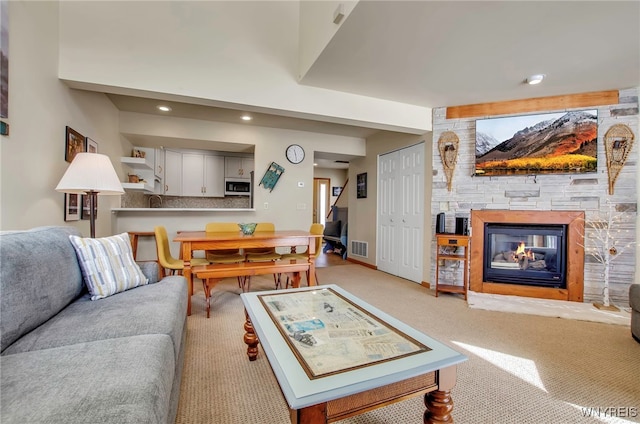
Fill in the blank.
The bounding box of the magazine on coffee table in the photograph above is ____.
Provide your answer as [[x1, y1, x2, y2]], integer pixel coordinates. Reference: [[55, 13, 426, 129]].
[[258, 287, 431, 379]]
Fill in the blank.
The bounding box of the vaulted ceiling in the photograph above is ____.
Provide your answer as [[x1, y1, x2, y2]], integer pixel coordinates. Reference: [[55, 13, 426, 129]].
[[105, 1, 639, 167]]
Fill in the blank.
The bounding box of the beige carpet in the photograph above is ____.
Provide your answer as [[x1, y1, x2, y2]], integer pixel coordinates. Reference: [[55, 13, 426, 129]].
[[175, 264, 640, 424]]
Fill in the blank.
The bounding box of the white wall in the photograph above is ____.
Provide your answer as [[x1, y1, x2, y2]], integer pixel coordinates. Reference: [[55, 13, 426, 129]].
[[298, 1, 358, 79], [0, 1, 372, 246], [0, 1, 128, 236], [57, 1, 429, 133]]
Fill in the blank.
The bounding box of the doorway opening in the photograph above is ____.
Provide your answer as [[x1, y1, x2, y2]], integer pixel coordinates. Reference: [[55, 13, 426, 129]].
[[313, 178, 330, 226]]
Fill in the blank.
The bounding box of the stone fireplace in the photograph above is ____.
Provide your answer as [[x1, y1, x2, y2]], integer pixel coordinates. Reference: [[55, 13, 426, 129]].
[[430, 88, 637, 305], [470, 210, 584, 302]]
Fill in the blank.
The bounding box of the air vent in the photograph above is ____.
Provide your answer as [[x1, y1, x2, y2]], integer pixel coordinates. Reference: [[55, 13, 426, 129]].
[[351, 240, 368, 258], [334, 160, 349, 163]]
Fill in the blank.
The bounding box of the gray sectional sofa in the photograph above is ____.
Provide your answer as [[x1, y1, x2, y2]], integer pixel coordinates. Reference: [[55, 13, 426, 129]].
[[631, 284, 640, 343], [0, 226, 187, 423]]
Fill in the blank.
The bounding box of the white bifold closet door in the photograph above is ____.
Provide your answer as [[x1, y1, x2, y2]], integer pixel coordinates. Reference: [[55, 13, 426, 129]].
[[377, 142, 424, 283]]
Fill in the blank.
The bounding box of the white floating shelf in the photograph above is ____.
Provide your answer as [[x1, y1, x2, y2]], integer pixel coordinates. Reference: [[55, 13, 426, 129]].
[[121, 181, 154, 193], [120, 156, 153, 171]]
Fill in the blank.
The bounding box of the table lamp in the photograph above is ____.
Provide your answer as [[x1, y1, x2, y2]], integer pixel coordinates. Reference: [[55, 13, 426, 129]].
[[56, 153, 124, 238]]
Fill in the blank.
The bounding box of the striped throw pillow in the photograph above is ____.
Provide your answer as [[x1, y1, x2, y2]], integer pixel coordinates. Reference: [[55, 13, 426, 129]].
[[69, 233, 149, 300]]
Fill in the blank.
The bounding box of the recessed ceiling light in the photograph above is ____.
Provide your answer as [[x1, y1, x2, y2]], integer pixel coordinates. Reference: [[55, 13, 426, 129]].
[[526, 74, 545, 85], [157, 105, 172, 112], [241, 115, 252, 121]]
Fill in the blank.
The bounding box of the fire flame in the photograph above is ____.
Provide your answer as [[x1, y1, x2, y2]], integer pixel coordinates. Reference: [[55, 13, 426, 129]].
[[514, 242, 535, 260]]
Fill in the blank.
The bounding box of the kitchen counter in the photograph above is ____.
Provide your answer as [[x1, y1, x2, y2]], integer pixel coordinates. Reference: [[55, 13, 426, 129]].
[[112, 208, 259, 261], [112, 208, 256, 213]]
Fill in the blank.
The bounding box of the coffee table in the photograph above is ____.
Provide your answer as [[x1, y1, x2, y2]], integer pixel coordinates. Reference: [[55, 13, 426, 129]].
[[241, 285, 467, 423]]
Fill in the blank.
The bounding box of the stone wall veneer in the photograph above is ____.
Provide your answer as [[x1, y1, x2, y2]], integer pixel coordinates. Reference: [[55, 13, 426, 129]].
[[431, 88, 639, 305]]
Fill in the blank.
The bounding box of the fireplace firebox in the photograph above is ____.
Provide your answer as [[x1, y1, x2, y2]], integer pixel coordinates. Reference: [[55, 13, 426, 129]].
[[484, 223, 567, 288], [470, 210, 584, 302]]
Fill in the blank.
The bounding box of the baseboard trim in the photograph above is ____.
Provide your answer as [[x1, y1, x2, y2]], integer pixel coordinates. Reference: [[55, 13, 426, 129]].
[[421, 281, 431, 289], [346, 257, 377, 270]]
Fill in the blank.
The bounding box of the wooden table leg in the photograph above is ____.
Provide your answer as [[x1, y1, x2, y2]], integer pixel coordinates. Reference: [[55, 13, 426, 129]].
[[424, 390, 453, 423], [290, 403, 327, 424], [289, 271, 302, 288], [181, 241, 193, 316], [424, 366, 456, 423], [244, 309, 259, 361], [307, 237, 317, 286]]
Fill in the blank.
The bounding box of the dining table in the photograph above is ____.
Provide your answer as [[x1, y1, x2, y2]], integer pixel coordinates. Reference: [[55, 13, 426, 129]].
[[173, 230, 323, 315]]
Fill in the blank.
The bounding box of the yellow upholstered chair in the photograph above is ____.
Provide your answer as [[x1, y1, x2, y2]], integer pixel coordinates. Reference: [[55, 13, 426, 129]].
[[204, 222, 246, 290], [244, 222, 282, 290], [280, 223, 324, 288], [204, 222, 245, 263], [154, 226, 209, 277]]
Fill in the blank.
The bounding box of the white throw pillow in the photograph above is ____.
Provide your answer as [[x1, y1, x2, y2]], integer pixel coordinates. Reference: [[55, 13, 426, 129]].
[[69, 233, 149, 300]]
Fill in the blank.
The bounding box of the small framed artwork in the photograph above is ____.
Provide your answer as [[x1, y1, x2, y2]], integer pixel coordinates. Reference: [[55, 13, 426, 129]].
[[356, 172, 367, 199], [64, 193, 80, 221], [86, 137, 98, 153], [332, 186, 342, 196], [65, 126, 85, 162], [80, 194, 97, 220]]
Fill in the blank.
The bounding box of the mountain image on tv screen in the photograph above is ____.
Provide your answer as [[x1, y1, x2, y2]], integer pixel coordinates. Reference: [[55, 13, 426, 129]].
[[475, 109, 597, 176]]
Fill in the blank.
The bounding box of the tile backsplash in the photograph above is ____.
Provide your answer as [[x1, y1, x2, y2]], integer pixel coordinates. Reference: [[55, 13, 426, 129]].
[[121, 192, 251, 209]]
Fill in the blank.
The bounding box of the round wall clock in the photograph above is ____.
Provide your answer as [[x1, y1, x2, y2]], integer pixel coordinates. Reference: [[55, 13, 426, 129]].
[[286, 144, 305, 164]]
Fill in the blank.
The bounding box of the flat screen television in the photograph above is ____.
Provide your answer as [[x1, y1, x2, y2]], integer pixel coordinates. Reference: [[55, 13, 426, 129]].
[[474, 109, 598, 176]]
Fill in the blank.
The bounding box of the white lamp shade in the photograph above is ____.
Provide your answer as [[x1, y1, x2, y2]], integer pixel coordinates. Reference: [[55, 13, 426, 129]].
[[56, 153, 124, 195]]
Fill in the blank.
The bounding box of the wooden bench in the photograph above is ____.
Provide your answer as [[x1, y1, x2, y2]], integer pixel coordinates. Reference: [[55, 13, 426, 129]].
[[192, 259, 312, 318]]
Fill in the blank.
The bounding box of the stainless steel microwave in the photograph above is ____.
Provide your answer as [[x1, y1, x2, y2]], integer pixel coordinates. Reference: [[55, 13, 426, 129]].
[[224, 178, 251, 196]]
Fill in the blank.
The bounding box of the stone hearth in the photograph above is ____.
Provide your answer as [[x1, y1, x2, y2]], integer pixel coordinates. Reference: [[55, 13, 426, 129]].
[[470, 210, 585, 302]]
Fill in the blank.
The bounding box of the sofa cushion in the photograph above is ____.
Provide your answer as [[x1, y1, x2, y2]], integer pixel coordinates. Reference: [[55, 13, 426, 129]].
[[0, 226, 85, 352], [2, 276, 187, 361], [323, 220, 341, 237], [630, 284, 640, 311], [70, 233, 148, 300], [1, 334, 175, 424]]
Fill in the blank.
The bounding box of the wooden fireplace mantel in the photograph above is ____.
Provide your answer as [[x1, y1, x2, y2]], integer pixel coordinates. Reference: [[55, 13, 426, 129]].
[[470, 210, 585, 302]]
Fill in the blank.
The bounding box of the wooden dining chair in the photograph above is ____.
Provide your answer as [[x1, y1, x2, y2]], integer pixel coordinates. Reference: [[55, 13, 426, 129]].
[[154, 226, 209, 277], [244, 222, 282, 290], [280, 223, 324, 288], [204, 222, 246, 290]]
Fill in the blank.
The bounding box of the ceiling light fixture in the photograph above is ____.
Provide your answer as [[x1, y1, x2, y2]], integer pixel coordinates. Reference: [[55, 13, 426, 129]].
[[241, 115, 252, 121], [157, 105, 172, 112], [526, 74, 545, 85]]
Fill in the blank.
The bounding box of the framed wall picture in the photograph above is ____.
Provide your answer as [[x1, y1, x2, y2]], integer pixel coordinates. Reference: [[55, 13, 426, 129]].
[[65, 126, 85, 162], [64, 193, 80, 221], [332, 186, 342, 196], [86, 137, 98, 153], [80, 194, 97, 221], [258, 161, 285, 192], [356, 172, 367, 199]]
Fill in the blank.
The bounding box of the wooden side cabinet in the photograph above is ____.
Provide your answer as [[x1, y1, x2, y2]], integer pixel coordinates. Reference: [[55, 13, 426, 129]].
[[435, 234, 470, 300]]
